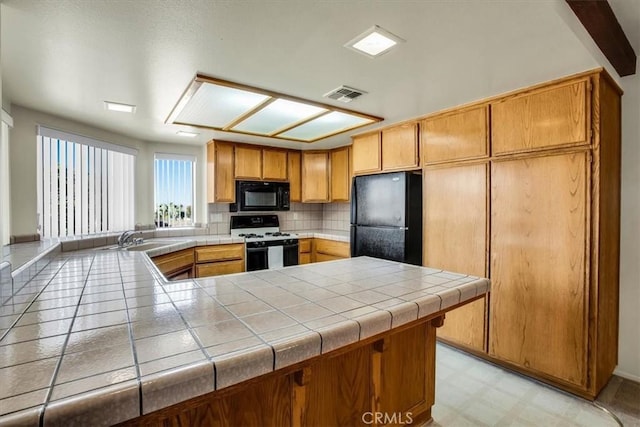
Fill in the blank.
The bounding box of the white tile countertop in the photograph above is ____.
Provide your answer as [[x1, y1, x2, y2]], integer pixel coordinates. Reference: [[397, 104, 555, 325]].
[[0, 235, 488, 426]]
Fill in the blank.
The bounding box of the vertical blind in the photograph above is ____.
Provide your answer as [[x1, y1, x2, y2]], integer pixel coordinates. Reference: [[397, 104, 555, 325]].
[[36, 126, 137, 238], [154, 154, 195, 228]]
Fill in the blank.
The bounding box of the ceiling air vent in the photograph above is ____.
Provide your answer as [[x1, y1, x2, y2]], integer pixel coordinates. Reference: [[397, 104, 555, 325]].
[[323, 86, 366, 103]]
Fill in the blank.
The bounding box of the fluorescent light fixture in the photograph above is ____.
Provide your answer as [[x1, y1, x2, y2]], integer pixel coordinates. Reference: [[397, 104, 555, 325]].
[[166, 75, 383, 143], [176, 131, 199, 138], [104, 101, 136, 113], [345, 25, 404, 58]]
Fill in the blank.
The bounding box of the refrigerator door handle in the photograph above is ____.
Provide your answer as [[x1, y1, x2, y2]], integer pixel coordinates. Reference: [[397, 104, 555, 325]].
[[350, 176, 357, 224]]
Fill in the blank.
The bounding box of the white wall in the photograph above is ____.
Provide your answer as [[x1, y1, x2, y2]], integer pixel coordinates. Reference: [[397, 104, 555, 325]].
[[8, 105, 206, 236], [617, 74, 640, 381]]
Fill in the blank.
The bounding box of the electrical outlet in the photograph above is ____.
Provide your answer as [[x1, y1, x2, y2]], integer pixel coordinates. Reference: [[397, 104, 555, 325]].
[[293, 213, 300, 220]]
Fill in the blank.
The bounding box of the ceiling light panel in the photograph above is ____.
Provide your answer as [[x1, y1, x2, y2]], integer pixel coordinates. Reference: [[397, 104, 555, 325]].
[[104, 101, 136, 113], [345, 25, 404, 58], [166, 75, 383, 143], [233, 99, 328, 134], [278, 111, 374, 141], [174, 84, 270, 128]]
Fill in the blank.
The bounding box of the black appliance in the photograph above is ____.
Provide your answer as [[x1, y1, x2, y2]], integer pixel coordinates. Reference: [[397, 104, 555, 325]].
[[230, 215, 299, 271], [230, 181, 290, 212], [350, 171, 422, 265]]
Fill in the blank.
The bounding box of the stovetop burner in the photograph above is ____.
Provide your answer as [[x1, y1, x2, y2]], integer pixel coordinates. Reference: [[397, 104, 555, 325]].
[[238, 233, 264, 238], [265, 232, 290, 237]]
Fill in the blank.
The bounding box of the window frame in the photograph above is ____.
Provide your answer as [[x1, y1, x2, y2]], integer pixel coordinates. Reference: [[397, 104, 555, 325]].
[[153, 153, 197, 228]]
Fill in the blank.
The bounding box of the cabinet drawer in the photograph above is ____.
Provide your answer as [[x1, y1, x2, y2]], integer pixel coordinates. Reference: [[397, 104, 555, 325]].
[[195, 244, 244, 263], [314, 239, 350, 258], [152, 248, 195, 275], [299, 239, 312, 253], [195, 259, 245, 278]]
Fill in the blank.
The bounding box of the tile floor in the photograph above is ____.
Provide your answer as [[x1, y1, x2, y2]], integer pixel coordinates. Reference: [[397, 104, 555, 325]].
[[432, 344, 639, 427]]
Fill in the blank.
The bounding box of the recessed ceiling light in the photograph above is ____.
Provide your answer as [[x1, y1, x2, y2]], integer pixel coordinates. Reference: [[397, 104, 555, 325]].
[[345, 25, 404, 58], [176, 131, 199, 138], [104, 101, 136, 113]]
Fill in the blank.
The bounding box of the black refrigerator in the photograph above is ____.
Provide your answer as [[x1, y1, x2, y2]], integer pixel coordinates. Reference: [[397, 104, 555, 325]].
[[350, 171, 422, 265]]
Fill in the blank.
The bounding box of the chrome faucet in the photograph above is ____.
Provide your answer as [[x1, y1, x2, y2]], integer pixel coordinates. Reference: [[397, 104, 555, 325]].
[[117, 230, 142, 248]]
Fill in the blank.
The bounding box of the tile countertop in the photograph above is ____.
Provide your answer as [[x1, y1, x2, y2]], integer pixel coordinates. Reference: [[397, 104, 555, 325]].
[[1, 229, 350, 274], [0, 234, 489, 426]]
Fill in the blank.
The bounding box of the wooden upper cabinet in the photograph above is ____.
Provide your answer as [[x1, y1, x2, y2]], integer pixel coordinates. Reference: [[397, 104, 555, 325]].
[[234, 145, 262, 179], [288, 151, 301, 202], [262, 149, 287, 181], [489, 152, 589, 386], [207, 141, 235, 203], [491, 79, 590, 155], [301, 152, 329, 202], [330, 147, 350, 202], [381, 122, 419, 170], [352, 133, 381, 174], [422, 106, 488, 163]]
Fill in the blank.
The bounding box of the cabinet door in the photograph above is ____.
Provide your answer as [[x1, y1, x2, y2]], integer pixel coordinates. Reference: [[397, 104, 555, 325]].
[[288, 151, 302, 202], [207, 141, 234, 203], [422, 106, 488, 163], [352, 133, 381, 174], [262, 149, 287, 181], [491, 79, 589, 155], [424, 163, 488, 351], [235, 145, 262, 179], [381, 122, 419, 170], [330, 147, 350, 202], [301, 152, 329, 202], [490, 152, 588, 386]]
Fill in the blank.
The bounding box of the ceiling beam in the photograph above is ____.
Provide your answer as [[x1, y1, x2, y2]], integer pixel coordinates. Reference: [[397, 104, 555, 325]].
[[566, 0, 636, 76]]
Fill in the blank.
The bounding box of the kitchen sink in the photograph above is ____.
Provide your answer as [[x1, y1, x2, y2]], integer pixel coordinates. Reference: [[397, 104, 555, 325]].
[[124, 241, 175, 251], [99, 241, 176, 251]]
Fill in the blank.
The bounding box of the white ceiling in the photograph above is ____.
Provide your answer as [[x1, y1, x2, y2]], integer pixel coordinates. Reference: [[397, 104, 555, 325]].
[[1, 0, 637, 150]]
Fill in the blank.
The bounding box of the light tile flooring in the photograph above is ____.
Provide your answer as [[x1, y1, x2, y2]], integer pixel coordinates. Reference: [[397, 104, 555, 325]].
[[431, 344, 639, 427]]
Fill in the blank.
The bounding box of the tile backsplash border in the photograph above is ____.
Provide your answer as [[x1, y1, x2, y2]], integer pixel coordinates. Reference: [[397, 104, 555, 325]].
[[208, 202, 350, 233]]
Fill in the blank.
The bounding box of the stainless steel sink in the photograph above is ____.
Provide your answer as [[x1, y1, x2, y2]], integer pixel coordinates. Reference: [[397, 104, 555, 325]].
[[124, 241, 174, 251], [99, 241, 175, 251]]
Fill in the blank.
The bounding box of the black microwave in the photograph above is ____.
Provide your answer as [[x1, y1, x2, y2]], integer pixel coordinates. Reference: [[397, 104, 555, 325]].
[[230, 181, 290, 212]]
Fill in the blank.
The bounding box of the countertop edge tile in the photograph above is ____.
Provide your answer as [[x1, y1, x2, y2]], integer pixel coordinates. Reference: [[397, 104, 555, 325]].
[[270, 331, 321, 370], [0, 406, 42, 427], [317, 320, 361, 354], [212, 344, 274, 390], [43, 379, 139, 427], [141, 360, 214, 415]]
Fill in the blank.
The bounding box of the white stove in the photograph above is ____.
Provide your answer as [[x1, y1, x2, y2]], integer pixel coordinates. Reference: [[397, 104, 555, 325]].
[[230, 215, 299, 271]]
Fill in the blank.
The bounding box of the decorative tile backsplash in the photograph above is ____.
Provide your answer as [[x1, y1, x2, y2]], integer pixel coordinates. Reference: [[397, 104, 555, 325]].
[[208, 203, 322, 234], [322, 203, 350, 231]]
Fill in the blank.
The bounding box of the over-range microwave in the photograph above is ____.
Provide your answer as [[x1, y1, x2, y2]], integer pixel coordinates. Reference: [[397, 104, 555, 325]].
[[230, 181, 290, 212]]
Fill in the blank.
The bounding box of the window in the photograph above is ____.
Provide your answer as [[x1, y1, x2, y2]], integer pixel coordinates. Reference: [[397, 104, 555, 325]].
[[36, 126, 137, 238], [154, 154, 195, 228]]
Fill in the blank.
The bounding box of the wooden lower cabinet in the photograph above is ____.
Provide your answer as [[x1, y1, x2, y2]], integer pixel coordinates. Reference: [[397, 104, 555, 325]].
[[312, 239, 350, 263], [298, 238, 312, 265], [118, 318, 439, 427], [151, 248, 194, 280], [195, 243, 245, 278], [424, 163, 488, 352]]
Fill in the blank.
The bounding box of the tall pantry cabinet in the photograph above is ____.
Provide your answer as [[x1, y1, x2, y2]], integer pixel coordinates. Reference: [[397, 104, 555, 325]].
[[422, 69, 621, 398]]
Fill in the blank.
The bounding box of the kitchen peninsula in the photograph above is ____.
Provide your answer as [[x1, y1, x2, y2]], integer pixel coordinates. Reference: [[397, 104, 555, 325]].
[[0, 238, 489, 427]]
